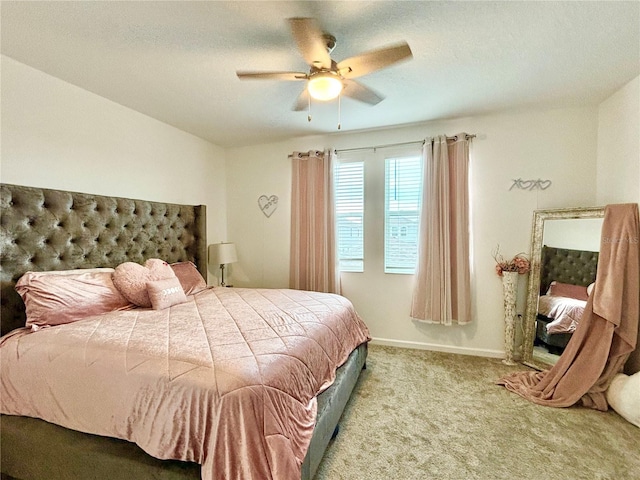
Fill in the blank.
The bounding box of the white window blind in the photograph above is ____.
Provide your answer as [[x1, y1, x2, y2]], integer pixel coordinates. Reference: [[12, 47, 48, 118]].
[[335, 161, 364, 272], [384, 155, 423, 274]]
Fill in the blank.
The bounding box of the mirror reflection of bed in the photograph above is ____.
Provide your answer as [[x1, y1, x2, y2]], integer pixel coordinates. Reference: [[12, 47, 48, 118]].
[[522, 209, 605, 369], [533, 218, 603, 365], [534, 245, 599, 364]]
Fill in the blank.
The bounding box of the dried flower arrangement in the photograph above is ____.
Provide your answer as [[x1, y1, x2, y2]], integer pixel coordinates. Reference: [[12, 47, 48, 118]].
[[492, 245, 530, 276]]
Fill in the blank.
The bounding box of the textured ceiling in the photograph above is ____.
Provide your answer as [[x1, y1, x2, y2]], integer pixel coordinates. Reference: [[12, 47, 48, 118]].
[[2, 1, 639, 148]]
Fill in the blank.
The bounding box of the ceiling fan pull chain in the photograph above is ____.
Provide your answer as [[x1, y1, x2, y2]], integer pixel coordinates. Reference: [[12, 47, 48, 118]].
[[337, 93, 342, 130], [308, 95, 312, 123]]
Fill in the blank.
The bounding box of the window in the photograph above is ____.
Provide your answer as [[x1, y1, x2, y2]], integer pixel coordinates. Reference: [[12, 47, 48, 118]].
[[334, 161, 364, 272], [334, 147, 422, 275], [384, 155, 423, 273]]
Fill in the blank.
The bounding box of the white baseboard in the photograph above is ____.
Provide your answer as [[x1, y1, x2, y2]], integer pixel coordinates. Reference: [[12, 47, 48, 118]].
[[370, 336, 504, 359]]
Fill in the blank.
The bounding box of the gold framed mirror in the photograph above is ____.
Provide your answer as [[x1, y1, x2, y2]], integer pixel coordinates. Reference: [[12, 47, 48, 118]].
[[521, 206, 605, 370]]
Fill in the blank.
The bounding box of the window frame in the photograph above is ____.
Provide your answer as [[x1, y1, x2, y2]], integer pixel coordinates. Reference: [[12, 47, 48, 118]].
[[383, 152, 423, 275], [334, 144, 423, 275], [334, 157, 365, 273]]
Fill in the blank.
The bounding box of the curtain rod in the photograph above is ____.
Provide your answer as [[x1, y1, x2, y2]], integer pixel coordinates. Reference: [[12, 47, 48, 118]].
[[334, 134, 476, 155], [335, 140, 423, 154]]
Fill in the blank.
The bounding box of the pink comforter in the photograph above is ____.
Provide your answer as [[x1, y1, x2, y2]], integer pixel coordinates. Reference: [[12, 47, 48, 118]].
[[538, 294, 587, 334], [0, 287, 370, 480]]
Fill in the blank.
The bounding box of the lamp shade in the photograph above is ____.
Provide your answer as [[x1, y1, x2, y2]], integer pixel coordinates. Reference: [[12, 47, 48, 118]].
[[209, 242, 238, 266], [307, 72, 343, 101]]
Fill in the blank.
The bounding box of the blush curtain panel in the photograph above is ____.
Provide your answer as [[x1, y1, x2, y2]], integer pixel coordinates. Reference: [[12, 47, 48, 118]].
[[411, 134, 472, 325], [289, 149, 339, 294]]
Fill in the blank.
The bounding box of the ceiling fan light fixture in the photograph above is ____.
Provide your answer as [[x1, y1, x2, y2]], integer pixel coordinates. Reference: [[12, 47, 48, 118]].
[[307, 72, 343, 101]]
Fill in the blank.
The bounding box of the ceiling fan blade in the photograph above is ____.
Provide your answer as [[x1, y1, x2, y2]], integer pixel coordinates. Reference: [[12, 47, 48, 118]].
[[337, 41, 413, 79], [236, 71, 308, 81], [288, 17, 332, 69], [292, 89, 310, 111], [342, 79, 385, 105]]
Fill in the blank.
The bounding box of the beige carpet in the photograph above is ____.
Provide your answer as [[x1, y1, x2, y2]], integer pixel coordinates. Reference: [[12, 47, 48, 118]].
[[315, 344, 640, 480]]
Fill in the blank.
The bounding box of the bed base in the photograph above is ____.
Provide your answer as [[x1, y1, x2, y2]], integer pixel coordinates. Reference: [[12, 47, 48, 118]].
[[0, 343, 367, 480], [535, 314, 572, 354], [301, 343, 367, 480]]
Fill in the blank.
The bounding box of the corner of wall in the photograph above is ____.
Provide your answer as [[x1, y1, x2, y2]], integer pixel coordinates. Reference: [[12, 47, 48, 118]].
[[596, 76, 640, 205]]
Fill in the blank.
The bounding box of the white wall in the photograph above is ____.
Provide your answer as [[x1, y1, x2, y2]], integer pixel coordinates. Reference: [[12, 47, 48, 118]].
[[0, 56, 228, 282], [226, 106, 599, 357], [597, 75, 640, 205], [596, 74, 640, 375]]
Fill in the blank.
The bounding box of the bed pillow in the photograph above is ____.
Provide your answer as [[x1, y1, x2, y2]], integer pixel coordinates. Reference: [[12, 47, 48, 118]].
[[112, 259, 176, 308], [171, 261, 208, 295], [15, 268, 133, 331], [587, 282, 595, 296], [147, 277, 189, 310], [547, 281, 589, 301], [606, 373, 640, 428]]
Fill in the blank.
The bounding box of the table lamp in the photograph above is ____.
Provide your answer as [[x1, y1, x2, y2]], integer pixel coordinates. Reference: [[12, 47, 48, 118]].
[[208, 242, 238, 287]]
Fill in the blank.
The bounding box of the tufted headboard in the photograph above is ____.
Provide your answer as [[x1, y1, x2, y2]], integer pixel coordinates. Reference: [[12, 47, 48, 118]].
[[539, 245, 599, 295], [0, 184, 207, 336]]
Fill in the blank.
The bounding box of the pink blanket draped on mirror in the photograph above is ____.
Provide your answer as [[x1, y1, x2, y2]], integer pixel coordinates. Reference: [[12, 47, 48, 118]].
[[497, 203, 639, 410]]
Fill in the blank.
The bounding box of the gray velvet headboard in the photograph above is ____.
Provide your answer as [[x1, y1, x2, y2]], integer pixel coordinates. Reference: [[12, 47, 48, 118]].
[[0, 184, 207, 336]]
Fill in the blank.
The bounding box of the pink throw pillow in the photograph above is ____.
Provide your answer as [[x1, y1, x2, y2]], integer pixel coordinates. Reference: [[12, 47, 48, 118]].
[[147, 277, 189, 310], [170, 261, 208, 295], [548, 281, 589, 301], [15, 268, 133, 331], [112, 259, 176, 307]]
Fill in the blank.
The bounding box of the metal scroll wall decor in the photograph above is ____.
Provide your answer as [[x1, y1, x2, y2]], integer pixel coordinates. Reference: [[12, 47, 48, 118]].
[[258, 195, 279, 217], [509, 178, 552, 191]]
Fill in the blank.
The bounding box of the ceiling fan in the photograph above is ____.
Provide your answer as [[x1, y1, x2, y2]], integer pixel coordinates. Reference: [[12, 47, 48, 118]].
[[236, 17, 413, 111]]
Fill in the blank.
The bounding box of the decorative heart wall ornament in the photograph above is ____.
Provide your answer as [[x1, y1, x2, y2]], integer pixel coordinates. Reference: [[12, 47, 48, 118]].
[[519, 180, 535, 190], [258, 195, 279, 217], [509, 178, 553, 191]]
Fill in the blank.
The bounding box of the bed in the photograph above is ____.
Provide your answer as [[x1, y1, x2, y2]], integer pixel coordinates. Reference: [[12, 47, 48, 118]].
[[535, 245, 599, 354], [0, 183, 370, 480]]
